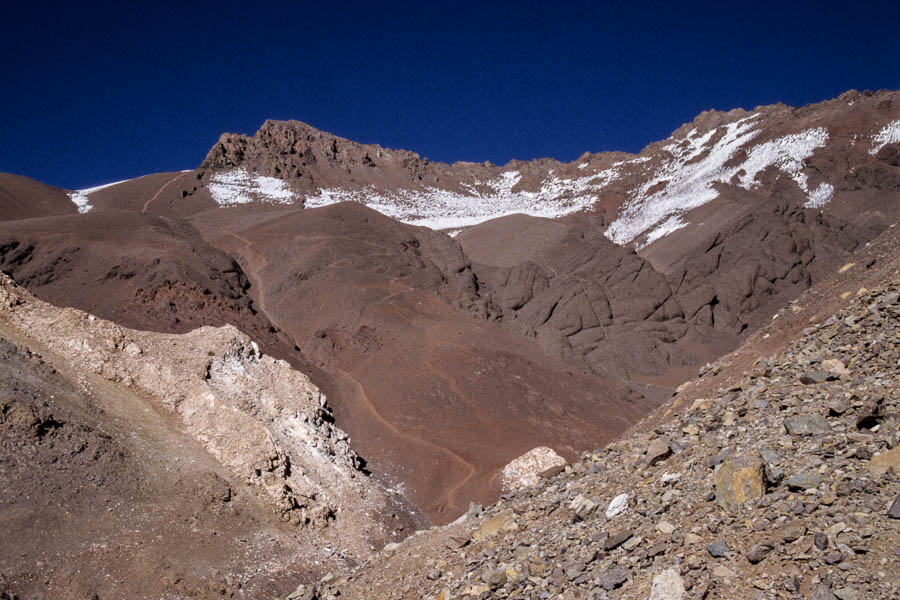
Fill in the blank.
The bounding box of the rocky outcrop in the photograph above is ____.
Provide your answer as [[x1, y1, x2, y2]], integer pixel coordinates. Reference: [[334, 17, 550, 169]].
[[667, 202, 870, 336], [462, 215, 703, 382], [0, 272, 415, 546], [201, 119, 462, 191]]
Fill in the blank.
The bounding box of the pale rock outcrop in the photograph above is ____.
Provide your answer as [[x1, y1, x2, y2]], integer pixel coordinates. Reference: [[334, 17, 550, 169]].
[[0, 273, 406, 549], [500, 446, 567, 492]]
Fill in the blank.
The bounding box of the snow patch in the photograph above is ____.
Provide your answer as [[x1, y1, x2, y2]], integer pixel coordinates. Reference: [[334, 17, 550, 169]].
[[208, 168, 296, 206], [305, 168, 620, 231], [67, 179, 132, 214], [605, 114, 761, 245], [642, 214, 689, 248], [870, 120, 900, 155], [736, 128, 830, 200], [805, 183, 834, 209], [606, 119, 834, 245]]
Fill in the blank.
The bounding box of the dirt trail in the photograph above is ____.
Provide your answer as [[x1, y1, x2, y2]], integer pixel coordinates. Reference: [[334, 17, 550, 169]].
[[141, 172, 189, 214], [330, 367, 477, 517]]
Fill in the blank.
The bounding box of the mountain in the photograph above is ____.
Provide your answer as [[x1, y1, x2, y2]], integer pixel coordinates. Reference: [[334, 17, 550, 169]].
[[1, 89, 899, 597], [314, 219, 900, 600]]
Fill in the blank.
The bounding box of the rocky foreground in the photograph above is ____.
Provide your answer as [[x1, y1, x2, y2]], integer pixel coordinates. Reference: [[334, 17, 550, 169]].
[[309, 245, 900, 599]]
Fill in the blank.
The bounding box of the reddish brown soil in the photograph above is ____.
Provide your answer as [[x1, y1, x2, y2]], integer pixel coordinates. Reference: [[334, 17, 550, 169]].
[[0, 173, 76, 221], [192, 202, 656, 522]]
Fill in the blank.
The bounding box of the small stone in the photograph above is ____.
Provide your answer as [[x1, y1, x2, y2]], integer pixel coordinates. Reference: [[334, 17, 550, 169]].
[[784, 415, 832, 436], [648, 539, 667, 557], [827, 399, 850, 415], [814, 532, 828, 550], [811, 585, 838, 600], [461, 584, 491, 596], [784, 576, 800, 593], [888, 495, 900, 519], [824, 550, 843, 564], [445, 535, 469, 550], [539, 464, 566, 479], [622, 535, 643, 551], [606, 493, 629, 518], [657, 520, 676, 535], [598, 566, 628, 591], [564, 563, 583, 581], [473, 510, 518, 541], [647, 438, 672, 466], [780, 519, 807, 543], [765, 463, 784, 484], [828, 521, 846, 537], [799, 371, 836, 384], [660, 472, 681, 485], [786, 471, 822, 490], [604, 529, 633, 551], [833, 586, 861, 600], [879, 290, 899, 304], [707, 541, 729, 558], [690, 397, 713, 412], [715, 454, 766, 510], [570, 495, 598, 520], [746, 543, 774, 563], [426, 568, 441, 581], [685, 533, 704, 545], [820, 358, 850, 378], [482, 568, 507, 588], [649, 568, 685, 600], [712, 566, 737, 579]]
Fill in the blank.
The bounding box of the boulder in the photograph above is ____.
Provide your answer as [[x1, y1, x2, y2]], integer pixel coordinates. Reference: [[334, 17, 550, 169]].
[[715, 454, 766, 510]]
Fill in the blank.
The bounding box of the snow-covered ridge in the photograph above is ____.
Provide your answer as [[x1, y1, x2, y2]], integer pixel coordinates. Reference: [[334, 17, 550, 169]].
[[208, 168, 296, 206], [605, 118, 834, 246], [67, 179, 133, 214], [870, 120, 900, 156], [304, 168, 621, 230]]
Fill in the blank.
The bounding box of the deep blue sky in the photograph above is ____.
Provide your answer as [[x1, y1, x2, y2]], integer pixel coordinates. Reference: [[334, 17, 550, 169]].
[[3, 1, 899, 190]]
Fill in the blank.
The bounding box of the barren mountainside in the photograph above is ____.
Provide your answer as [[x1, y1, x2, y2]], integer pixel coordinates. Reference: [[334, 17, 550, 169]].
[[1, 89, 899, 598]]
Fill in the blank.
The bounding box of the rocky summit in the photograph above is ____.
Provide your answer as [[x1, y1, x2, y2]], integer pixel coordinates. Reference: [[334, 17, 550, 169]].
[[1, 89, 899, 598]]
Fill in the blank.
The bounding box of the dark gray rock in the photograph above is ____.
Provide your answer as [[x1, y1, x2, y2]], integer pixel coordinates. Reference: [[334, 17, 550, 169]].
[[814, 532, 829, 550], [598, 566, 628, 591], [786, 471, 822, 490], [604, 530, 633, 551], [811, 585, 838, 600], [784, 415, 832, 435], [800, 371, 836, 384], [888, 494, 900, 519], [707, 541, 729, 558]]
